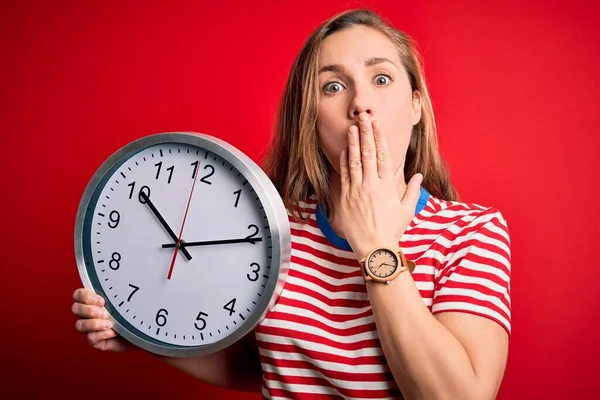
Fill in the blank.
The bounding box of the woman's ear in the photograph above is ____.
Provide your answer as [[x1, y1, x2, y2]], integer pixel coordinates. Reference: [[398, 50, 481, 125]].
[[411, 90, 422, 126]]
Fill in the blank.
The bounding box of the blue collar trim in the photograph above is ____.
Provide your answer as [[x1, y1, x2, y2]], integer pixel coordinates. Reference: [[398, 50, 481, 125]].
[[315, 186, 430, 251]]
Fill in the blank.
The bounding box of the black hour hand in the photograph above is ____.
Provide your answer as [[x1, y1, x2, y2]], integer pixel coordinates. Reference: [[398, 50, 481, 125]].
[[140, 191, 192, 260], [162, 237, 263, 248]]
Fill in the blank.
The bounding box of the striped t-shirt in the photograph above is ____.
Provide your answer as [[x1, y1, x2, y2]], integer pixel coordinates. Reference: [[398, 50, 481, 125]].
[[255, 186, 512, 399]]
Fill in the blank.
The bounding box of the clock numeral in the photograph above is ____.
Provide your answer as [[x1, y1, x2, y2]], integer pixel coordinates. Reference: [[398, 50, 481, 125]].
[[233, 189, 242, 208], [200, 165, 215, 185], [247, 262, 260, 282], [108, 210, 120, 229], [189, 159, 216, 184], [194, 311, 209, 331], [166, 166, 174, 183], [127, 284, 139, 302], [155, 162, 161, 179], [245, 224, 259, 240], [138, 186, 151, 203], [189, 161, 215, 184], [127, 182, 135, 199], [191, 161, 199, 179], [109, 252, 121, 270], [155, 308, 168, 327], [127, 182, 151, 203], [155, 162, 175, 184], [223, 298, 236, 316]]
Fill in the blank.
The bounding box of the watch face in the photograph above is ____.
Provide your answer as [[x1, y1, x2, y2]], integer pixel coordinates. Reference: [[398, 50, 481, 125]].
[[367, 249, 399, 278], [75, 133, 290, 357]]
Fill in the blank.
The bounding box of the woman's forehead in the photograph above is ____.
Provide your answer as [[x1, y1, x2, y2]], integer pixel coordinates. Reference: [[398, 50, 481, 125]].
[[319, 26, 400, 68]]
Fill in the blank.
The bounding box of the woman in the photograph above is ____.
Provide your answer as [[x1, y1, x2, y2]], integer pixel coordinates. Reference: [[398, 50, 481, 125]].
[[72, 9, 511, 399]]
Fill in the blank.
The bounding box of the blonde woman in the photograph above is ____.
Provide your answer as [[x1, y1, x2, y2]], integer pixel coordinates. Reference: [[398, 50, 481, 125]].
[[72, 9, 511, 399]]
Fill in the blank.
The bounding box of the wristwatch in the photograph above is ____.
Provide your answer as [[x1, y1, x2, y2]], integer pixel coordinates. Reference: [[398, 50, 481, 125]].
[[360, 247, 416, 284]]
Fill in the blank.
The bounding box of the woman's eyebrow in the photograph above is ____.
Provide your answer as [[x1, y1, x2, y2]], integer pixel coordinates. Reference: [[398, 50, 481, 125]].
[[318, 57, 397, 74]]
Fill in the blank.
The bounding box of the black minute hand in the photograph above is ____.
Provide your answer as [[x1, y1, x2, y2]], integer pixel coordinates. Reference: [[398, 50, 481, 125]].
[[140, 191, 192, 260], [161, 237, 263, 248]]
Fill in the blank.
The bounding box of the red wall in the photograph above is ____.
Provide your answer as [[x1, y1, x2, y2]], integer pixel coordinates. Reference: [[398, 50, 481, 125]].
[[2, 0, 599, 398]]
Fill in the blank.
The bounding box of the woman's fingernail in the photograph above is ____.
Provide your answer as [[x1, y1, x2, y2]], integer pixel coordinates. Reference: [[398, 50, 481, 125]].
[[105, 321, 112, 330]]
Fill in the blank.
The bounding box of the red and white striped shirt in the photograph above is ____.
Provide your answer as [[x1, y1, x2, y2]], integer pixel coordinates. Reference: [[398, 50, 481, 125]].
[[255, 187, 512, 399]]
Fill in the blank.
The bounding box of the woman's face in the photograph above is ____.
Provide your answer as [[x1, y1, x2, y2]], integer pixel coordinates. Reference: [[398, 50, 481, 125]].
[[316, 25, 421, 180]]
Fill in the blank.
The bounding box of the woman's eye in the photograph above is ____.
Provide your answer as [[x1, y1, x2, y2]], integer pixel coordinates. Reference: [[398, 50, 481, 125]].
[[324, 82, 343, 94], [374, 74, 392, 86]]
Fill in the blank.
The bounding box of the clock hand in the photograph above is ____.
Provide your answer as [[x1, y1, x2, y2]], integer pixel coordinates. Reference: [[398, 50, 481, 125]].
[[161, 237, 263, 248], [371, 264, 383, 272], [139, 191, 192, 261], [380, 261, 416, 273], [167, 160, 200, 280]]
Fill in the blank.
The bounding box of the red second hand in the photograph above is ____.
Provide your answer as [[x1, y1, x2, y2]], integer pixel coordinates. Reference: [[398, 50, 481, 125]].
[[167, 161, 200, 280]]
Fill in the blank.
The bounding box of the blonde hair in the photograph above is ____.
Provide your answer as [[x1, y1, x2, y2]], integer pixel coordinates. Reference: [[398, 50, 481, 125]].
[[261, 8, 459, 222]]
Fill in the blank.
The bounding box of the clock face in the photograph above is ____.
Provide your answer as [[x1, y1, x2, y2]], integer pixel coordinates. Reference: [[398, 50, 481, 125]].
[[78, 137, 284, 353], [367, 249, 399, 278]]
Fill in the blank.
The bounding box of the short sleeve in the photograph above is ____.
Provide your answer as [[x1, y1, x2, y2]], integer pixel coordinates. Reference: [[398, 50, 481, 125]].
[[431, 209, 512, 337]]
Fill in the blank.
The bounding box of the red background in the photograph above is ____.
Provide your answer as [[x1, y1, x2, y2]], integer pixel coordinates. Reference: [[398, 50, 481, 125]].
[[1, 0, 599, 398]]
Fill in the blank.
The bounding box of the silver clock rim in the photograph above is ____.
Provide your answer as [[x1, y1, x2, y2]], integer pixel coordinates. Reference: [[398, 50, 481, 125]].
[[74, 132, 291, 358]]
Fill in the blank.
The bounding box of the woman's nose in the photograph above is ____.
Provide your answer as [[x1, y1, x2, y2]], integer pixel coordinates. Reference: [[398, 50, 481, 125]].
[[349, 86, 373, 119], [352, 108, 371, 117]]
